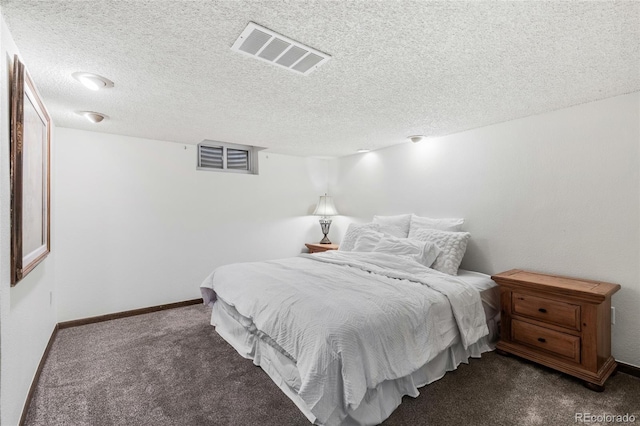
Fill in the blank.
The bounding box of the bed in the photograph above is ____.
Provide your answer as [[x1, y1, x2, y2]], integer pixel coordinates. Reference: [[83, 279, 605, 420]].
[[200, 249, 499, 425]]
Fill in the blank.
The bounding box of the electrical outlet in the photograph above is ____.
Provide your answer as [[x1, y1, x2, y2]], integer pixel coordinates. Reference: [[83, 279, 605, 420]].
[[611, 307, 616, 325]]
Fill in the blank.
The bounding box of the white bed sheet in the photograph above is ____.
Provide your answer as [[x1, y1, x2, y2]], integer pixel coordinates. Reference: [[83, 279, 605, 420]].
[[457, 269, 500, 342], [457, 269, 499, 308]]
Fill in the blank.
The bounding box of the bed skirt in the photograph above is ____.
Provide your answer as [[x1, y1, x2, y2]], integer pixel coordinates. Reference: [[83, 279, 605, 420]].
[[210, 299, 493, 426]]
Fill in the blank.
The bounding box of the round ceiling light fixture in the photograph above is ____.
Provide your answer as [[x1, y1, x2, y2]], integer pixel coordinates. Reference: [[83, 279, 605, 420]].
[[408, 135, 427, 143], [72, 72, 114, 91], [78, 111, 108, 123]]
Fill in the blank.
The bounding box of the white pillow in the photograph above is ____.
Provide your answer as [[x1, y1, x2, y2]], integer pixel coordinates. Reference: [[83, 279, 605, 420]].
[[351, 230, 384, 252], [373, 236, 441, 268], [373, 214, 411, 238], [411, 228, 471, 275], [339, 222, 381, 252], [408, 214, 464, 237]]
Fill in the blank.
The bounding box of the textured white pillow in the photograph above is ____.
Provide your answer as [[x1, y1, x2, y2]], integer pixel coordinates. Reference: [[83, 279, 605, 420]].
[[352, 230, 385, 252], [373, 214, 411, 238], [408, 214, 464, 237], [411, 228, 471, 275], [339, 222, 381, 252], [373, 236, 441, 268]]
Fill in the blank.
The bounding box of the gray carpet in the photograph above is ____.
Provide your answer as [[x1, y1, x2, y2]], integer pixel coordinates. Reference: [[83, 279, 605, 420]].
[[25, 305, 639, 426]]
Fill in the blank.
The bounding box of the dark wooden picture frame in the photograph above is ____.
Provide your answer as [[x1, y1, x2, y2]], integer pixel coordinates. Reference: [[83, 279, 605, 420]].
[[10, 55, 51, 286]]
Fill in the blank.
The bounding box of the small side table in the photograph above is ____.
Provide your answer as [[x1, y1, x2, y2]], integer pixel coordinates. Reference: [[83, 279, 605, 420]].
[[492, 269, 620, 391], [305, 243, 339, 254]]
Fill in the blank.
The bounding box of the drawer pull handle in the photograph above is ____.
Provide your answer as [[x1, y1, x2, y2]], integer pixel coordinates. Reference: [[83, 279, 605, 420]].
[[538, 308, 547, 313], [537, 337, 546, 343]]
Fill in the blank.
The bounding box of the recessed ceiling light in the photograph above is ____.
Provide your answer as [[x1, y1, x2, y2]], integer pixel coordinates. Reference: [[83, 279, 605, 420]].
[[357, 149, 370, 153], [72, 72, 114, 91], [408, 135, 427, 143], [78, 111, 108, 123]]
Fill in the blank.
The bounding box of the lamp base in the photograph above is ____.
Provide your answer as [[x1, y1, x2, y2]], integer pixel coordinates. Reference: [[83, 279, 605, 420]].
[[319, 218, 332, 245], [319, 235, 332, 244]]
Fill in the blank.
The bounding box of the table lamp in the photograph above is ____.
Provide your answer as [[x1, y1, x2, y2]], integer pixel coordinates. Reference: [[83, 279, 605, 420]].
[[313, 194, 338, 244]]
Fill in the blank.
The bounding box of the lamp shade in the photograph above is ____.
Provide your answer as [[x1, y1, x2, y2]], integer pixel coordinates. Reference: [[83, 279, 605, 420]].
[[313, 194, 338, 216]]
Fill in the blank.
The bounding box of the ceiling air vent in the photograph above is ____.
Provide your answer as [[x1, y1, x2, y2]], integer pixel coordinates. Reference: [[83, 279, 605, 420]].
[[231, 22, 331, 76]]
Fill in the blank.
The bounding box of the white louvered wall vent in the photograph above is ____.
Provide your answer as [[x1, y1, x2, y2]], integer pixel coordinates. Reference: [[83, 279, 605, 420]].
[[197, 140, 263, 175], [231, 22, 331, 76]]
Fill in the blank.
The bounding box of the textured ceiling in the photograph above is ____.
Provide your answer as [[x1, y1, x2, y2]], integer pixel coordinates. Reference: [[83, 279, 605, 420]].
[[1, 1, 639, 157]]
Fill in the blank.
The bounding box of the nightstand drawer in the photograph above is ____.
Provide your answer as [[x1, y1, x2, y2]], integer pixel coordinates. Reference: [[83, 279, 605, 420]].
[[512, 319, 581, 363], [512, 292, 581, 330]]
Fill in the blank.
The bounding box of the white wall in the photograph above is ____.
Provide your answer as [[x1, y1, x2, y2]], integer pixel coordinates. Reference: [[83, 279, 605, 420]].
[[54, 128, 328, 321], [0, 14, 58, 426], [329, 93, 640, 367]]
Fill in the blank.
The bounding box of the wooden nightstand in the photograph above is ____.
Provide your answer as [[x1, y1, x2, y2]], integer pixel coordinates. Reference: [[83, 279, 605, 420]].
[[492, 269, 620, 391], [305, 243, 339, 254]]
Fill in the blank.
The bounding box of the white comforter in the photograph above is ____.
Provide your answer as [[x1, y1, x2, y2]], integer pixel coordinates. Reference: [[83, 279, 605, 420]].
[[200, 251, 488, 425]]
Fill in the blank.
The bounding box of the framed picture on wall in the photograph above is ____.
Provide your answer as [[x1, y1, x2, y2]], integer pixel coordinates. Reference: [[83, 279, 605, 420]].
[[10, 55, 51, 286]]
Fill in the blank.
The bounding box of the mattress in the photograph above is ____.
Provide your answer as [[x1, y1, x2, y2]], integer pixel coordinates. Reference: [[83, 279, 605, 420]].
[[208, 268, 498, 425]]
